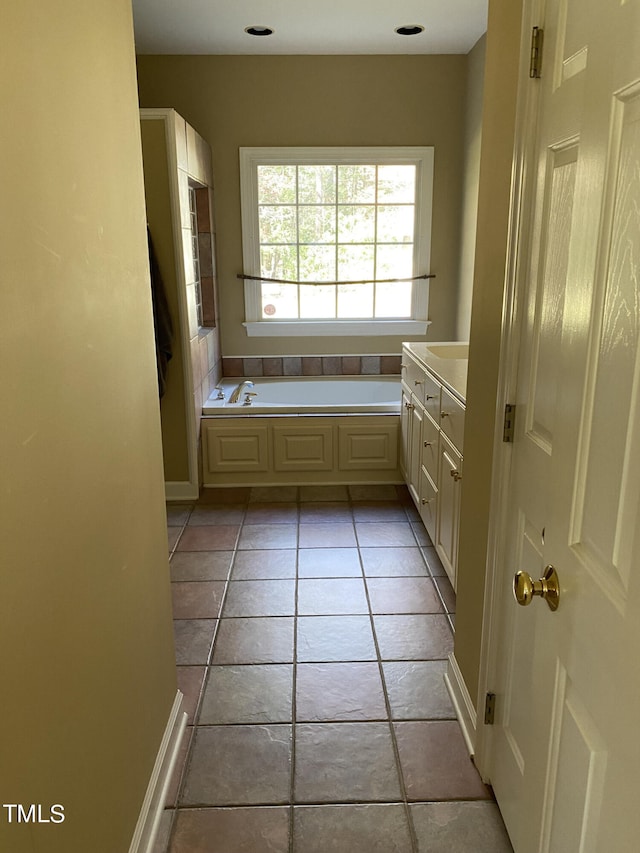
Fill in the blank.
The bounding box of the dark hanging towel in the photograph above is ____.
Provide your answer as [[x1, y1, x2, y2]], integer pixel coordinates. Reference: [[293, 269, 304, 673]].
[[147, 228, 174, 399]]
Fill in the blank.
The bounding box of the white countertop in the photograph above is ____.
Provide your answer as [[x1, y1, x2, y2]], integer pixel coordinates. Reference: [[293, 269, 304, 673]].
[[403, 341, 468, 403]]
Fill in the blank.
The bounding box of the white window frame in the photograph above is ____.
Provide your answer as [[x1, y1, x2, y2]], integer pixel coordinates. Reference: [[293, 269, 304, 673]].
[[239, 146, 434, 337]]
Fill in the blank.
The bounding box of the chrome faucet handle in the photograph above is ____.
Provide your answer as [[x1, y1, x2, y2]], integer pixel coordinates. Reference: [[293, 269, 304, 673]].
[[214, 382, 225, 400], [242, 392, 258, 406]]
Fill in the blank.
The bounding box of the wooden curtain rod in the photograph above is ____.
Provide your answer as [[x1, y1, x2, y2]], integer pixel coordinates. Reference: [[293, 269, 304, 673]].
[[237, 273, 435, 286]]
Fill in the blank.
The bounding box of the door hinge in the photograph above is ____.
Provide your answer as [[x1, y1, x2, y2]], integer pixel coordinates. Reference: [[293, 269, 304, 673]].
[[484, 692, 496, 725], [530, 26, 544, 78], [503, 403, 516, 442]]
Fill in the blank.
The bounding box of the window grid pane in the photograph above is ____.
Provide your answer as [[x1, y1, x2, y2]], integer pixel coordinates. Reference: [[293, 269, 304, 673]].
[[258, 162, 416, 320]]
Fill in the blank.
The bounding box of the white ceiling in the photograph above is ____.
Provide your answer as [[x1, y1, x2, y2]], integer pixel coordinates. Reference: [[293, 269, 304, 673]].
[[132, 0, 488, 56]]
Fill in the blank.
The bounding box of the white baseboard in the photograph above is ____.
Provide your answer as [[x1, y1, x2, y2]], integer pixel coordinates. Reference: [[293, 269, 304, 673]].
[[128, 690, 187, 853], [165, 481, 199, 501], [445, 653, 478, 757]]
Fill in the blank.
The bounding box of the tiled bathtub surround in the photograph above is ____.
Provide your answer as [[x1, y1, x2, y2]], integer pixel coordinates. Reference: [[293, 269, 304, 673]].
[[158, 485, 513, 853], [222, 354, 402, 378]]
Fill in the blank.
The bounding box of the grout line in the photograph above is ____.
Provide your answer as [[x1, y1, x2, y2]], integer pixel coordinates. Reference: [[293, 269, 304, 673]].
[[358, 544, 420, 853], [289, 509, 301, 853], [169, 503, 246, 813], [164, 490, 460, 853]]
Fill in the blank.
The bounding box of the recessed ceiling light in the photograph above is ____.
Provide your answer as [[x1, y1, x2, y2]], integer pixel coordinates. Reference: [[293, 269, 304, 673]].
[[245, 26, 274, 37], [395, 25, 425, 36]]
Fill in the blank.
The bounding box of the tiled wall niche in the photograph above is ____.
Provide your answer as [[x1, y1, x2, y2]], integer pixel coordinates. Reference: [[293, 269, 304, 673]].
[[222, 354, 402, 378]]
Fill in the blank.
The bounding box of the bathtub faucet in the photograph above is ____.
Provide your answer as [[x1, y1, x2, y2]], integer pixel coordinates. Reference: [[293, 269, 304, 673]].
[[228, 379, 254, 403]]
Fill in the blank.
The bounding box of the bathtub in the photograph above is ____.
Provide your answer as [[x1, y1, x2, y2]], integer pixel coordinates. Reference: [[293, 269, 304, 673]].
[[202, 375, 401, 415], [200, 375, 402, 487]]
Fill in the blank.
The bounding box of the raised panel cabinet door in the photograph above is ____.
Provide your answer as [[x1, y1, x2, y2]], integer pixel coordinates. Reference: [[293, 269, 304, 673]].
[[400, 383, 413, 479], [273, 425, 333, 471], [337, 422, 398, 471], [435, 435, 461, 589], [204, 424, 269, 473], [402, 353, 427, 406], [423, 371, 442, 424], [419, 466, 438, 543], [439, 387, 465, 453], [408, 399, 425, 506], [421, 412, 440, 484]]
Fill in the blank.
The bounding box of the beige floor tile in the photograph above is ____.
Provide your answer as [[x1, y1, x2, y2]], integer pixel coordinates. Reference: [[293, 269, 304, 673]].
[[374, 615, 453, 661], [231, 549, 297, 580], [410, 802, 514, 852], [181, 725, 292, 806], [293, 804, 412, 853], [212, 617, 294, 664], [171, 581, 225, 619], [395, 721, 491, 801], [297, 578, 368, 615], [170, 807, 289, 853], [170, 551, 233, 582], [294, 722, 401, 803], [222, 580, 296, 617], [296, 662, 387, 722], [199, 664, 293, 724], [382, 661, 455, 720]]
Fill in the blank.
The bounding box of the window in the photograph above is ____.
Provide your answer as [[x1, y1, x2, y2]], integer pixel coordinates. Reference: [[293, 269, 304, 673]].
[[189, 186, 203, 326], [239, 147, 433, 336]]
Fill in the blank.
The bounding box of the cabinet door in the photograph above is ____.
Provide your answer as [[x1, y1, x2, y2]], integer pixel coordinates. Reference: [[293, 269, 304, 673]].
[[419, 466, 438, 543], [273, 425, 333, 471], [402, 354, 426, 406], [421, 413, 439, 483], [408, 399, 424, 505], [400, 383, 413, 478], [439, 387, 465, 452], [435, 435, 462, 589], [204, 424, 270, 473], [423, 372, 442, 424]]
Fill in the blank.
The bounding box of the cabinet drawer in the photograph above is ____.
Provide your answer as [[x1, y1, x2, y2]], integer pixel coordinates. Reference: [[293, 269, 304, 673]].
[[421, 413, 439, 483], [423, 372, 441, 424], [439, 387, 465, 452], [419, 467, 437, 543], [401, 355, 427, 406]]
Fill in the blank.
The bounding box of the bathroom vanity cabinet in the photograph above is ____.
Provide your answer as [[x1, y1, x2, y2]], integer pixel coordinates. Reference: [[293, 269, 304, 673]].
[[400, 342, 468, 589]]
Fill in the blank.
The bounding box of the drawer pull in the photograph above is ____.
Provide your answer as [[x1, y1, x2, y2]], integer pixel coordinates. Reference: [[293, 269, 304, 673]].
[[405, 402, 415, 410], [426, 394, 437, 400], [450, 470, 462, 482], [421, 497, 434, 505], [423, 440, 433, 447], [440, 411, 450, 418], [414, 379, 423, 386], [401, 363, 407, 369]]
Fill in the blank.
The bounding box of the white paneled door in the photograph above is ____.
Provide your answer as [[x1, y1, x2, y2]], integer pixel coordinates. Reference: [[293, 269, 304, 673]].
[[486, 0, 640, 850]]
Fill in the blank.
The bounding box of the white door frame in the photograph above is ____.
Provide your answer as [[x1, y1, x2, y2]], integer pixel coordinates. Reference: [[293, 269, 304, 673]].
[[473, 0, 546, 780]]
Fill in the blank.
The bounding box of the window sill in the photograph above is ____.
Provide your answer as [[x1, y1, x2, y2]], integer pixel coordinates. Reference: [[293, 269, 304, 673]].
[[243, 320, 430, 338]]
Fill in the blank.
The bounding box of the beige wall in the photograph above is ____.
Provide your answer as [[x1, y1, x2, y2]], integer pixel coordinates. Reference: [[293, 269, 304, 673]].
[[454, 0, 524, 706], [136, 55, 467, 357], [0, 3, 177, 851], [456, 34, 487, 340]]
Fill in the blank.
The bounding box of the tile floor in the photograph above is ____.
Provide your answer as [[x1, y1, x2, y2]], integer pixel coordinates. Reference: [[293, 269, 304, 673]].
[[156, 484, 513, 853]]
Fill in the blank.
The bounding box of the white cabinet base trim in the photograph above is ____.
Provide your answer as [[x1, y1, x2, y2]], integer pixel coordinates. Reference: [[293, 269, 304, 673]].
[[165, 481, 199, 501], [128, 690, 186, 853], [445, 653, 477, 758]]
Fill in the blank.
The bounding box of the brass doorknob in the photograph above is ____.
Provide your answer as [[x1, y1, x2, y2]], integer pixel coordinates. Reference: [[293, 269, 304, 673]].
[[513, 565, 560, 611]]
